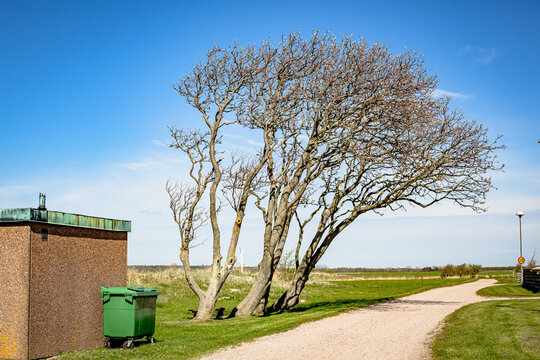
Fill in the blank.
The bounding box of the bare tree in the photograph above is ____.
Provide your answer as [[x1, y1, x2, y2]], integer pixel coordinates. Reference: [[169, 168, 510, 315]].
[[170, 32, 503, 318], [233, 33, 503, 315], [168, 38, 305, 319], [269, 98, 503, 311], [167, 44, 271, 320]]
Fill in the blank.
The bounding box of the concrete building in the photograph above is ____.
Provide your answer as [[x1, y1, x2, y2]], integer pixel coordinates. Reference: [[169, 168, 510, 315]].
[[0, 194, 130, 359]]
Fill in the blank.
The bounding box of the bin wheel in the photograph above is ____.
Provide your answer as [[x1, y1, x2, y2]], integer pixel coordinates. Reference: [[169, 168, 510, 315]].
[[122, 339, 134, 349], [147, 336, 155, 344], [104, 338, 112, 348]]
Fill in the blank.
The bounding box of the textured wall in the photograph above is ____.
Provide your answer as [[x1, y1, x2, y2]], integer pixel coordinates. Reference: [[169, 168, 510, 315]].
[[28, 224, 127, 359], [0, 225, 30, 360]]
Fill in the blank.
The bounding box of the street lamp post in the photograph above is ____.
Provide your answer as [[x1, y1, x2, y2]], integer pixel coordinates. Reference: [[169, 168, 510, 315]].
[[516, 211, 525, 285]]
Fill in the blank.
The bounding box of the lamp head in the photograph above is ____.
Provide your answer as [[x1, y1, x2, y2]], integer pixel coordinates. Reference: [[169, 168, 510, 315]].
[[516, 211, 524, 217]]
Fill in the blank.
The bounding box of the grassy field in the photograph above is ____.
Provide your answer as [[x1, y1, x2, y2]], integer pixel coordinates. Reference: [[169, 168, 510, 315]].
[[57, 268, 474, 360], [340, 269, 513, 279], [478, 269, 514, 276], [341, 271, 440, 278], [477, 276, 539, 297], [432, 299, 540, 359]]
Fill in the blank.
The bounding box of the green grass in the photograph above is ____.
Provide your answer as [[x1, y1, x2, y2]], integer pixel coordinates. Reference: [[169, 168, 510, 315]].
[[337, 270, 513, 279], [477, 276, 539, 297], [478, 270, 513, 276], [341, 271, 441, 278], [57, 269, 474, 360], [432, 299, 540, 360]]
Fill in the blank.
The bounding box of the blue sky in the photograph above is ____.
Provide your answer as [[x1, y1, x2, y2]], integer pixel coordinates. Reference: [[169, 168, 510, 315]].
[[1, 0, 539, 267]]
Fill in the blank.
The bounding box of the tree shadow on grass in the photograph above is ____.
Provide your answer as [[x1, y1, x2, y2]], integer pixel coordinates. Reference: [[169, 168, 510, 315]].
[[199, 296, 422, 320]]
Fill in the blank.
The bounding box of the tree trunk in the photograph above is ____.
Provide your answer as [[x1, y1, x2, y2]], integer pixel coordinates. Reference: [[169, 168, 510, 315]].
[[252, 230, 288, 313], [234, 214, 292, 316], [182, 246, 233, 320], [195, 292, 218, 320], [270, 257, 314, 311], [194, 282, 222, 320], [270, 230, 337, 312], [234, 251, 274, 316]]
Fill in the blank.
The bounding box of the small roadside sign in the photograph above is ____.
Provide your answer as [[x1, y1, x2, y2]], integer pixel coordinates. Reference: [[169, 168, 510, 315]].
[[518, 256, 525, 264]]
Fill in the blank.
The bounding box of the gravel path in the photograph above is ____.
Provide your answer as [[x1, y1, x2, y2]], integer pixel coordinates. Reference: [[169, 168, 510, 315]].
[[200, 279, 511, 360]]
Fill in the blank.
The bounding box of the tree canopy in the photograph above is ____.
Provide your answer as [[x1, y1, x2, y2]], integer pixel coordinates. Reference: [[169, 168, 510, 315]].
[[168, 31, 504, 319]]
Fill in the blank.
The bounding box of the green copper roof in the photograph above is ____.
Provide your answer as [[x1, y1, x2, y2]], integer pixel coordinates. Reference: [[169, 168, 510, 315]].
[[0, 208, 131, 232]]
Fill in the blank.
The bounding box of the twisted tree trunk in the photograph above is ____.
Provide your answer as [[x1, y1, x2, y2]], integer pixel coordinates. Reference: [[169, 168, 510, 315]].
[[234, 213, 291, 315], [270, 228, 337, 312]]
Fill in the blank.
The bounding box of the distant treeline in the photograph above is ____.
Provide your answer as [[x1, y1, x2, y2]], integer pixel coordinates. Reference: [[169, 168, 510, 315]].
[[130, 265, 261, 273], [313, 265, 514, 273], [128, 265, 513, 273], [440, 264, 482, 278]]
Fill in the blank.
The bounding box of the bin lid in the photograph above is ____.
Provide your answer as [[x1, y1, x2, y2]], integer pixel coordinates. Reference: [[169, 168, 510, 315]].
[[101, 286, 160, 297]]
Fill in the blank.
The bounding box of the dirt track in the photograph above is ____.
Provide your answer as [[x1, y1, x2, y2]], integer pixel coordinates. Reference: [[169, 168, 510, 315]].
[[199, 279, 508, 360]]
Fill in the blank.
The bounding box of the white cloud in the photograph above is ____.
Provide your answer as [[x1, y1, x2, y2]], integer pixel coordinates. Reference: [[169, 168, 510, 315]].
[[0, 185, 41, 208], [432, 89, 471, 100], [219, 133, 264, 155], [151, 139, 168, 147], [119, 160, 162, 170], [246, 139, 264, 147], [222, 133, 245, 140], [223, 133, 264, 148], [323, 211, 540, 268], [478, 48, 501, 65], [460, 46, 502, 65], [118, 156, 184, 171], [139, 208, 162, 214]]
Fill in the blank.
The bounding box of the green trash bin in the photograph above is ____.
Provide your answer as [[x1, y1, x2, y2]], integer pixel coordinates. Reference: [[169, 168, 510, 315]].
[[101, 286, 160, 349]]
